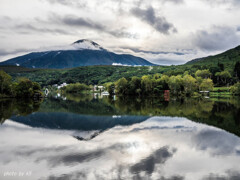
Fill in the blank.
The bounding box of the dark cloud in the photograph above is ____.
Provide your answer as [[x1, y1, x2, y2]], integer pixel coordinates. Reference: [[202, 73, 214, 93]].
[[192, 26, 240, 51], [58, 150, 104, 165], [159, 176, 184, 180], [130, 146, 176, 175], [39, 149, 105, 167], [131, 6, 177, 34], [237, 26, 240, 31], [61, 15, 105, 31], [51, 14, 138, 38]]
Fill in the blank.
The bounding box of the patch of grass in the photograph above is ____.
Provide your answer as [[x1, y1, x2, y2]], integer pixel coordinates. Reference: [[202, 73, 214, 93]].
[[210, 91, 232, 98], [212, 87, 230, 92]]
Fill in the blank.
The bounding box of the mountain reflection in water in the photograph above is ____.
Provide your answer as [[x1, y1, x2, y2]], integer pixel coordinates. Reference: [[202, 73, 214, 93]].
[[0, 95, 240, 180]]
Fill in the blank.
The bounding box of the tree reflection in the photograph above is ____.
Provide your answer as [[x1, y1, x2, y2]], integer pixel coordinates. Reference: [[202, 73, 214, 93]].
[[0, 99, 42, 123], [1, 95, 240, 137]]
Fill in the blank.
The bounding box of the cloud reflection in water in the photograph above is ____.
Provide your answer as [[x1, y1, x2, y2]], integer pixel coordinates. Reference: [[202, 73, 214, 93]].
[[0, 116, 240, 180]]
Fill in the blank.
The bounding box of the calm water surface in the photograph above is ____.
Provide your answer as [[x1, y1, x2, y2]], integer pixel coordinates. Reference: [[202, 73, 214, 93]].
[[0, 95, 240, 180]]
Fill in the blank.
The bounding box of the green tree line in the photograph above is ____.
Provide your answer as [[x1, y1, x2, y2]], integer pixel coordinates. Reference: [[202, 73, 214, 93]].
[[108, 68, 240, 97]]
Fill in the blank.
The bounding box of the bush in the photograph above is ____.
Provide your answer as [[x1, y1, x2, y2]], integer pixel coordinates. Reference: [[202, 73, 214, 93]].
[[14, 78, 42, 98], [230, 82, 240, 95], [63, 83, 90, 94]]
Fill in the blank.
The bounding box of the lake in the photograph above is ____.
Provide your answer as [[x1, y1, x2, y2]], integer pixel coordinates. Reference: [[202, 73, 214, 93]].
[[0, 95, 240, 180]]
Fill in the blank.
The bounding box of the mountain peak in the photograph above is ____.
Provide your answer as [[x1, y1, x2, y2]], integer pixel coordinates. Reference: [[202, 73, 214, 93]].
[[72, 39, 105, 51]]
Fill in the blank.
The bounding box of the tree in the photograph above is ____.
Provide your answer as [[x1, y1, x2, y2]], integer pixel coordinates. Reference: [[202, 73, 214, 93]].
[[218, 62, 224, 71], [195, 69, 211, 79], [230, 82, 240, 95], [14, 78, 36, 97], [63, 83, 90, 93], [234, 61, 240, 80], [115, 77, 128, 95], [153, 73, 161, 80], [196, 77, 203, 91], [199, 78, 214, 91], [182, 74, 196, 95], [215, 70, 231, 85], [129, 76, 141, 95], [141, 75, 153, 94], [159, 75, 169, 90], [0, 70, 12, 96], [106, 83, 115, 96], [168, 75, 182, 94]]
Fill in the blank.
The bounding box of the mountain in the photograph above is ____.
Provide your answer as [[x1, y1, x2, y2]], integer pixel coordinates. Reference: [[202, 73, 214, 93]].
[[186, 45, 240, 65], [0, 39, 155, 69]]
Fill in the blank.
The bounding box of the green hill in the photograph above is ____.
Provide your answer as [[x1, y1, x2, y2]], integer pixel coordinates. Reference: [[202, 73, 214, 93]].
[[186, 45, 240, 68]]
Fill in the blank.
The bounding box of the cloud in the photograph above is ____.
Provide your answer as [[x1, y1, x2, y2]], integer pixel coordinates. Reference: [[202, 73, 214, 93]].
[[51, 14, 138, 38], [131, 6, 177, 34], [151, 58, 186, 65], [108, 29, 138, 39], [115, 46, 191, 65], [60, 15, 105, 31], [0, 48, 31, 57], [192, 26, 240, 51], [121, 47, 186, 55], [161, 0, 184, 4], [203, 171, 240, 180], [47, 172, 87, 180], [202, 0, 240, 7], [192, 129, 240, 156], [14, 24, 71, 35], [44, 0, 87, 8]]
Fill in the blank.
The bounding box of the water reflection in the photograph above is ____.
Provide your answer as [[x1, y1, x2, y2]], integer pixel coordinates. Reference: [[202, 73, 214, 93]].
[[0, 99, 42, 124], [1, 96, 240, 136], [0, 96, 240, 179]]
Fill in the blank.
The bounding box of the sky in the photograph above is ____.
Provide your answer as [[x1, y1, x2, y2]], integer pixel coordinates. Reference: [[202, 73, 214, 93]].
[[0, 0, 240, 65]]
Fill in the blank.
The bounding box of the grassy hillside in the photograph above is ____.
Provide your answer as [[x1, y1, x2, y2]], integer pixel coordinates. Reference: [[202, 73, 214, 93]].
[[186, 45, 240, 69]]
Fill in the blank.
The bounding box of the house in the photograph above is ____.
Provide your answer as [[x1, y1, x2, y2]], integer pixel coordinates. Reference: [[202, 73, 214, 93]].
[[57, 83, 68, 89], [93, 85, 105, 92]]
